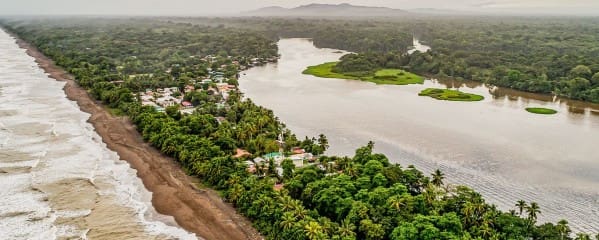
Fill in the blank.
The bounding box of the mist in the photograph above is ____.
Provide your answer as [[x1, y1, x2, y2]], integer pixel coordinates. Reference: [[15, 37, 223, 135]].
[[1, 0, 598, 16]]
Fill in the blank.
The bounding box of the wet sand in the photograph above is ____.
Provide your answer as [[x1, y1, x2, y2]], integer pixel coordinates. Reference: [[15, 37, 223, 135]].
[[9, 32, 261, 240]]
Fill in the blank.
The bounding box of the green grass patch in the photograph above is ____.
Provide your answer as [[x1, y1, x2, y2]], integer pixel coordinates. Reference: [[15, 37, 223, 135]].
[[303, 62, 424, 85], [525, 107, 557, 114], [418, 88, 484, 101]]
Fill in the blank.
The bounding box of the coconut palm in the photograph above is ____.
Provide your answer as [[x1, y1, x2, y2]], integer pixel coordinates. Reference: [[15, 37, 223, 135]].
[[345, 163, 358, 177], [479, 223, 493, 239], [462, 203, 476, 227], [431, 169, 445, 187], [556, 219, 570, 240], [227, 184, 244, 205], [576, 233, 591, 240], [387, 195, 404, 212], [279, 212, 296, 230], [279, 195, 296, 212], [304, 221, 324, 240], [338, 219, 356, 238], [292, 202, 308, 219], [525, 202, 541, 222], [515, 200, 527, 216]]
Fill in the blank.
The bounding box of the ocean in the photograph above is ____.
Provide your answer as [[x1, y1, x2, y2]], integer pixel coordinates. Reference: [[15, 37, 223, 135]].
[[0, 29, 196, 239]]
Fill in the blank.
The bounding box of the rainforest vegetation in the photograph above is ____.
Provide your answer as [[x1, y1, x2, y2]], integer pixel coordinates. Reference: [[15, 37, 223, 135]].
[[181, 17, 599, 103], [418, 88, 484, 102], [525, 107, 558, 115], [303, 61, 424, 85], [2, 17, 598, 240]]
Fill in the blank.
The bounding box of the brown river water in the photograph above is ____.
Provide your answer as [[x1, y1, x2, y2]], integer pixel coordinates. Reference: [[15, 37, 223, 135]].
[[239, 38, 599, 232]]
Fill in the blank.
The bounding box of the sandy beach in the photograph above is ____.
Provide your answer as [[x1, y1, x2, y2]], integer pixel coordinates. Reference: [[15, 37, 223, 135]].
[[10, 32, 262, 240]]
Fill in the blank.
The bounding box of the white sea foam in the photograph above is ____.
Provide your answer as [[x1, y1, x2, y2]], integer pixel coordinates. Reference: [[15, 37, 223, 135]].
[[0, 29, 197, 239]]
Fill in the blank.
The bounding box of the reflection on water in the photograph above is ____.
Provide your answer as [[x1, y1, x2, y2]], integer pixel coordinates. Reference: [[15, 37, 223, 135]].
[[408, 38, 431, 54], [239, 38, 599, 232]]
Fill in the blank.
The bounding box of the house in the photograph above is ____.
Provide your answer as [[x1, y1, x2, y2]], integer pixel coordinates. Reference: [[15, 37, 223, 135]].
[[289, 154, 305, 168], [180, 108, 195, 115], [216, 83, 230, 92], [253, 157, 266, 165], [142, 101, 157, 107], [181, 101, 193, 108], [289, 153, 313, 168], [291, 147, 305, 155], [140, 94, 154, 102], [263, 152, 284, 164], [214, 76, 225, 83], [244, 160, 256, 173], [156, 96, 179, 107], [233, 148, 251, 158]]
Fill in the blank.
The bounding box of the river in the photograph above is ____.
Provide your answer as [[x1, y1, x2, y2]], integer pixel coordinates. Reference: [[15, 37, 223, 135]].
[[0, 30, 195, 239], [239, 38, 599, 232]]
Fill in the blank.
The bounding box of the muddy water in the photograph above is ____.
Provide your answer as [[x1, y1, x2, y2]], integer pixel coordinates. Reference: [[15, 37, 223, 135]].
[[239, 38, 599, 232], [0, 30, 196, 239]]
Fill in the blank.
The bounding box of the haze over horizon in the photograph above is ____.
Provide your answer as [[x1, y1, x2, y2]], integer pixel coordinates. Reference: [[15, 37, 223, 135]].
[[1, 0, 598, 16]]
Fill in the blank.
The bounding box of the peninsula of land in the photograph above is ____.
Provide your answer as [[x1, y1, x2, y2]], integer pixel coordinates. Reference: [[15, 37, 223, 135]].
[[11, 32, 261, 240]]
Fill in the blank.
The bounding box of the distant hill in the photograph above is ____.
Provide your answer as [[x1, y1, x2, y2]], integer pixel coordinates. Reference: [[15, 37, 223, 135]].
[[408, 8, 481, 15], [242, 3, 409, 17]]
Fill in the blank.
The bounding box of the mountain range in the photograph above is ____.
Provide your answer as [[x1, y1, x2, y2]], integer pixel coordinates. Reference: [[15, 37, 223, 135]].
[[241, 3, 411, 17]]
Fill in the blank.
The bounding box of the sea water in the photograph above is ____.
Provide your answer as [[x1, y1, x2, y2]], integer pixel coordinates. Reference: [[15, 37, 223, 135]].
[[0, 29, 197, 239]]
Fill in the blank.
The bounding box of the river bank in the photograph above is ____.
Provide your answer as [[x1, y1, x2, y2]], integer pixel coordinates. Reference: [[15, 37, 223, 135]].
[[239, 38, 599, 232], [9, 31, 261, 240]]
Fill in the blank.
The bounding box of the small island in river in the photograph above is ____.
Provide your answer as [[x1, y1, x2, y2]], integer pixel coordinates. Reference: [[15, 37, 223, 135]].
[[526, 107, 558, 114], [303, 61, 424, 85], [418, 88, 484, 101]]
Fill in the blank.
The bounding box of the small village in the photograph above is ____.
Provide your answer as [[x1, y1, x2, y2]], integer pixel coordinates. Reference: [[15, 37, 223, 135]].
[[137, 54, 276, 115], [138, 75, 237, 114], [136, 54, 330, 188]]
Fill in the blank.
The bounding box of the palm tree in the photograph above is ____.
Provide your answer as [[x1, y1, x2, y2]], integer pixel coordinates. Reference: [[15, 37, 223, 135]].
[[279, 195, 296, 212], [387, 195, 404, 212], [576, 233, 591, 240], [431, 169, 445, 187], [317, 133, 329, 151], [245, 123, 258, 140], [304, 221, 324, 240], [515, 200, 527, 216], [525, 202, 541, 222], [345, 163, 358, 177], [318, 217, 334, 236], [227, 184, 244, 205], [556, 219, 570, 240], [292, 202, 308, 219], [226, 174, 242, 186], [338, 219, 356, 238], [479, 223, 493, 239], [462, 203, 476, 227], [279, 212, 296, 230]]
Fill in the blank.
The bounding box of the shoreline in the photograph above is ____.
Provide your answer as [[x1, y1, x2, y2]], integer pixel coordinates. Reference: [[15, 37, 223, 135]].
[[9, 31, 262, 240]]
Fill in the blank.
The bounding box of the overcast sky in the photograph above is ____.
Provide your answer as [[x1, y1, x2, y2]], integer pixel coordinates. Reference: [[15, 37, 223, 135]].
[[1, 0, 598, 16]]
